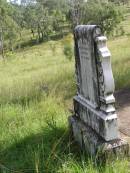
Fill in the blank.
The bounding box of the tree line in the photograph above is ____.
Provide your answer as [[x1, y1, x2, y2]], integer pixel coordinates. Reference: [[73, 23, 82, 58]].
[[0, 0, 128, 54]]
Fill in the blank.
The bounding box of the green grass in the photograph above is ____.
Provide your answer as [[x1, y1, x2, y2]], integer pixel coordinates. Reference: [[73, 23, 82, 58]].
[[109, 36, 130, 89], [0, 34, 130, 173]]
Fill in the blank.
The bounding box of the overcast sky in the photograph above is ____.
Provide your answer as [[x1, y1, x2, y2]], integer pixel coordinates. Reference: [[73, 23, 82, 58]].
[[7, 0, 21, 4]]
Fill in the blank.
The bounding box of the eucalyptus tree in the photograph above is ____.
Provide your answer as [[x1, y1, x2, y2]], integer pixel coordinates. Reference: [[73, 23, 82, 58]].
[[0, 0, 5, 58], [67, 0, 124, 35], [0, 0, 19, 55], [23, 2, 53, 42], [36, 0, 69, 38]]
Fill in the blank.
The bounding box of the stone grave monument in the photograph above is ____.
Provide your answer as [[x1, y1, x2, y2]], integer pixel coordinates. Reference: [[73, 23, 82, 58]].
[[69, 25, 129, 156]]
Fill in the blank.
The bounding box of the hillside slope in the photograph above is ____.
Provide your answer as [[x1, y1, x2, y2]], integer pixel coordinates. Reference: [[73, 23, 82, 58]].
[[0, 34, 130, 173]]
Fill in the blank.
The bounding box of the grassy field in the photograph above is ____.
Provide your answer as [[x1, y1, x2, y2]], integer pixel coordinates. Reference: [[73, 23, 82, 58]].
[[0, 34, 130, 173]]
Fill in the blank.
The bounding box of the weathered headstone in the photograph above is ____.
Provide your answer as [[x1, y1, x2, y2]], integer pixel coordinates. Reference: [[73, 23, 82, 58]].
[[69, 25, 129, 156]]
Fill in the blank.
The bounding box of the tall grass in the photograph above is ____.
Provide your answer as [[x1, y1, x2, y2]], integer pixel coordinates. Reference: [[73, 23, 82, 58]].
[[109, 36, 130, 89], [0, 34, 130, 172]]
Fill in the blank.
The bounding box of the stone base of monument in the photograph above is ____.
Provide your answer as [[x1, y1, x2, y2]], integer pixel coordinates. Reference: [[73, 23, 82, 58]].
[[69, 115, 129, 159], [73, 96, 118, 141]]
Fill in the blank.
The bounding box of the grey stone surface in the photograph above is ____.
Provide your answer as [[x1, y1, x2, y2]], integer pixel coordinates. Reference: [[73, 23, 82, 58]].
[[69, 115, 129, 157], [74, 25, 101, 108], [74, 96, 118, 141]]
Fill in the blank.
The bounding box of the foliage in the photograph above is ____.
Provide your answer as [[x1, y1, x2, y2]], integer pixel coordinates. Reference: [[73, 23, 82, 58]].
[[0, 0, 127, 51], [21, 0, 69, 42], [86, 1, 124, 35], [0, 0, 19, 52], [69, 0, 124, 35], [63, 42, 73, 61]]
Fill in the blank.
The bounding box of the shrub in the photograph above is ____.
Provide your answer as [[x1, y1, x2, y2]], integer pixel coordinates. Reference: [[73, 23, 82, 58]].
[[63, 42, 73, 61]]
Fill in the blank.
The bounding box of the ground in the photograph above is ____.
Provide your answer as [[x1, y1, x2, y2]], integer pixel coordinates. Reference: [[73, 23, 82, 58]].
[[116, 89, 130, 139]]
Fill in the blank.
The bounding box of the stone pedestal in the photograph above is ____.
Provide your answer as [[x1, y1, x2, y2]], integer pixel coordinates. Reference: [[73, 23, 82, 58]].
[[74, 96, 118, 141], [69, 115, 129, 158]]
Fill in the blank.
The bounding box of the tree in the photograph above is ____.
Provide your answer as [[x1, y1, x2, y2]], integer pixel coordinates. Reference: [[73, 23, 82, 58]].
[[0, 0, 125, 53], [23, 3, 53, 42], [68, 0, 124, 35], [0, 0, 20, 53]]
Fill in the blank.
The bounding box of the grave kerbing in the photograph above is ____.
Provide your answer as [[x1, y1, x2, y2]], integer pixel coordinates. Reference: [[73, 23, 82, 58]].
[[69, 25, 129, 157]]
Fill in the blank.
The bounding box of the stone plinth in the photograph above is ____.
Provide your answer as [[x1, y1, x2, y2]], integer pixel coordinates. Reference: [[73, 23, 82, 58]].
[[74, 96, 118, 141], [69, 115, 129, 158]]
